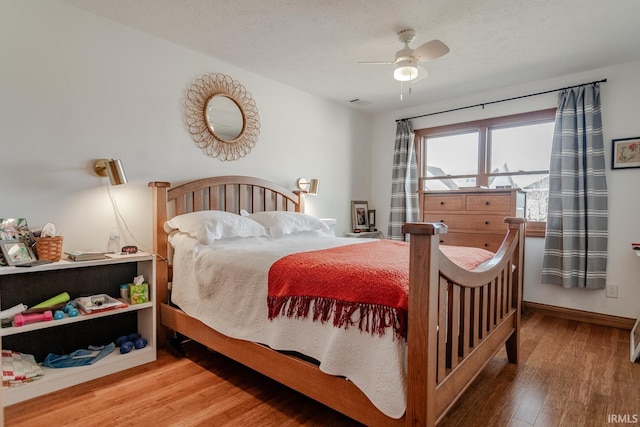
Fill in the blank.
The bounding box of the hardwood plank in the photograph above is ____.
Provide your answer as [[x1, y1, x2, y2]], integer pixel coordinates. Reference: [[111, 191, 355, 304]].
[[6, 312, 640, 426]]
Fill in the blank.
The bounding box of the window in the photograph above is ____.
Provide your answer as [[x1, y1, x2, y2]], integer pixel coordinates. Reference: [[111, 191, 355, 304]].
[[415, 109, 556, 236]]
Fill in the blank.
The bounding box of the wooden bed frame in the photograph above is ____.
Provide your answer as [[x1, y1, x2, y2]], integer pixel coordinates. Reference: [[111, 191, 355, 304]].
[[149, 176, 525, 426]]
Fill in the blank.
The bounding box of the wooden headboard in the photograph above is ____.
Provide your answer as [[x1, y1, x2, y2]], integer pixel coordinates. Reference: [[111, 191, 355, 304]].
[[148, 176, 304, 343]]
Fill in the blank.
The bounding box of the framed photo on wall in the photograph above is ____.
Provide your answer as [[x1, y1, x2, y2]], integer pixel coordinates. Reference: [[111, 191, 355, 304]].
[[0, 240, 37, 266], [351, 200, 369, 231], [612, 137, 640, 169]]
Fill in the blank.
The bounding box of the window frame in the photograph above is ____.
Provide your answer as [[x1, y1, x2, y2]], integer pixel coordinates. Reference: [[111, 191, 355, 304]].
[[414, 108, 556, 237]]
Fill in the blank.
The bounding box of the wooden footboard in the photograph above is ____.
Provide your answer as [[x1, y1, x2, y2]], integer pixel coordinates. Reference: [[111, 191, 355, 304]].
[[149, 178, 525, 427], [403, 218, 525, 425]]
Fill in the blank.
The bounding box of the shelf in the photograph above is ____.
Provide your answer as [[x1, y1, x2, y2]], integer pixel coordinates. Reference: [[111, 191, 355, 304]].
[[1, 302, 152, 337], [1, 253, 156, 407], [2, 345, 156, 406], [0, 254, 153, 276]]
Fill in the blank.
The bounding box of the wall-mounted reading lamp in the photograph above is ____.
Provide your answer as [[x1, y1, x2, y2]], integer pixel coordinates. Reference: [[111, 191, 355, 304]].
[[296, 178, 319, 195], [94, 159, 127, 185]]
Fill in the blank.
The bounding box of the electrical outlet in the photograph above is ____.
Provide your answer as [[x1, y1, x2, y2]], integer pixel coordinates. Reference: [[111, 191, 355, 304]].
[[606, 283, 618, 298]]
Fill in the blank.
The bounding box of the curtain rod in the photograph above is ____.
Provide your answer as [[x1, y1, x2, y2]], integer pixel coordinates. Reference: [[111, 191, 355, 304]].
[[397, 78, 607, 122]]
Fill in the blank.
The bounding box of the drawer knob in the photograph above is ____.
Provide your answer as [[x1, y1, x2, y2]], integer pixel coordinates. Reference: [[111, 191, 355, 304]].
[[485, 221, 489, 225], [440, 240, 445, 243], [485, 201, 490, 205], [440, 219, 445, 223], [484, 243, 489, 247], [440, 201, 445, 205]]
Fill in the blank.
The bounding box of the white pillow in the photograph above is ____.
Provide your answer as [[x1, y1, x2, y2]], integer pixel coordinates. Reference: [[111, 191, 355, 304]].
[[164, 210, 267, 244], [247, 211, 329, 237]]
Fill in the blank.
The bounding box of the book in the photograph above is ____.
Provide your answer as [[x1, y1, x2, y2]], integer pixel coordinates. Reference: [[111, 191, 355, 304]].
[[65, 250, 107, 261], [104, 251, 150, 259]]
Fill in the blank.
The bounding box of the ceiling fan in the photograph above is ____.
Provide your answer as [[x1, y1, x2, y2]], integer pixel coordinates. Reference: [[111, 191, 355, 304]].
[[360, 29, 449, 82]]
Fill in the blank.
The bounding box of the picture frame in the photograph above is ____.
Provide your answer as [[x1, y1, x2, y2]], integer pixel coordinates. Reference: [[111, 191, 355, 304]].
[[0, 218, 33, 266], [0, 218, 31, 241], [631, 319, 640, 363], [368, 209, 376, 229], [612, 137, 640, 169], [351, 200, 369, 232], [0, 240, 37, 266]]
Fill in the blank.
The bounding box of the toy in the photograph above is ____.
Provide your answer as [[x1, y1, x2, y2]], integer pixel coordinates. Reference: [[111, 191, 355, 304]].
[[120, 341, 134, 354], [32, 292, 70, 309], [14, 311, 53, 326], [0, 303, 27, 320], [54, 310, 65, 320], [63, 302, 79, 317], [115, 335, 129, 347], [115, 332, 147, 353], [134, 337, 147, 349]]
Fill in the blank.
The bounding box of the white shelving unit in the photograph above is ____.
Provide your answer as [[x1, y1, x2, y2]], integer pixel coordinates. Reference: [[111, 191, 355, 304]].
[[0, 254, 156, 406]]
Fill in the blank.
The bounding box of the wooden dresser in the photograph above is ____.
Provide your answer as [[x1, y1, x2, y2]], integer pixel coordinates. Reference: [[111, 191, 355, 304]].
[[420, 188, 525, 252]]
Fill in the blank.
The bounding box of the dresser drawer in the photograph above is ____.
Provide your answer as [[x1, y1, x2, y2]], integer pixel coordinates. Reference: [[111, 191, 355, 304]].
[[423, 214, 509, 232], [423, 195, 464, 211], [437, 233, 505, 253], [465, 194, 512, 213]]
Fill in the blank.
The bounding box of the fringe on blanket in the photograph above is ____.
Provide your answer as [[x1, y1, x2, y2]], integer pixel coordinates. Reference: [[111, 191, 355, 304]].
[[267, 296, 407, 340]]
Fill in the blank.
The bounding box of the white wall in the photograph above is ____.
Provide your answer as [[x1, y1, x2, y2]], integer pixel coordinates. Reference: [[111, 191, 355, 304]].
[[3, 2, 639, 320], [371, 61, 640, 319], [0, 1, 371, 252]]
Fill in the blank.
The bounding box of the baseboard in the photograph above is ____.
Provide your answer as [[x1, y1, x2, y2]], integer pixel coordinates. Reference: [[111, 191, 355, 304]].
[[523, 301, 636, 331]]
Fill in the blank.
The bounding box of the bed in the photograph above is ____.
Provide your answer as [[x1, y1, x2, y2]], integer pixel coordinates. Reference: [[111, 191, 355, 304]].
[[148, 175, 525, 426]]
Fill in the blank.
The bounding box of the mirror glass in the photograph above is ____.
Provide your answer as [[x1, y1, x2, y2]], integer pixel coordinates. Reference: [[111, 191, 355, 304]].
[[206, 95, 244, 141]]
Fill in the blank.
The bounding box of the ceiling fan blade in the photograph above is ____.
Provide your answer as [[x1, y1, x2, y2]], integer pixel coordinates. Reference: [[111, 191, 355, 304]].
[[412, 39, 450, 62]]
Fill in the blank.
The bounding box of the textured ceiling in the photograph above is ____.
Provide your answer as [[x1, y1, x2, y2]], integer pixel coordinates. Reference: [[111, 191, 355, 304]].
[[60, 0, 640, 114]]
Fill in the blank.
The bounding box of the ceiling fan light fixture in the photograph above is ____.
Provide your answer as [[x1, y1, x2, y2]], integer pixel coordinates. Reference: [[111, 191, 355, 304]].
[[394, 60, 418, 82]]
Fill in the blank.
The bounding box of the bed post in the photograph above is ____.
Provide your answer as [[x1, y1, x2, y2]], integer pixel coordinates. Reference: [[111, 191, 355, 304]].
[[504, 217, 526, 363], [292, 190, 306, 213], [402, 222, 448, 427], [148, 181, 171, 347]]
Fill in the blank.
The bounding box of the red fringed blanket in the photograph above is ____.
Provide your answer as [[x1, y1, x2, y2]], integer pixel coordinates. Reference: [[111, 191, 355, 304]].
[[267, 240, 494, 339]]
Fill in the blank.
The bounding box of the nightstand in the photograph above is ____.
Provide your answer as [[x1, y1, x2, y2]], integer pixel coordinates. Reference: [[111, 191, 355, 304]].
[[346, 231, 384, 239]]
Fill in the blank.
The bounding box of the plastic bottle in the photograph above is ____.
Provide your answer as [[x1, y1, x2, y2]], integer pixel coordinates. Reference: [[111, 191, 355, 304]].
[[107, 227, 120, 253], [120, 284, 129, 301]]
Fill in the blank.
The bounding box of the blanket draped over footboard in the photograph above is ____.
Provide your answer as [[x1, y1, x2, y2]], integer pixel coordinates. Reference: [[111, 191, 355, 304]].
[[267, 240, 494, 339]]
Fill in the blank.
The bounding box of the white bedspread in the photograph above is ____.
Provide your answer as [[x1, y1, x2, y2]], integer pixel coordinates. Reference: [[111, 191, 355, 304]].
[[169, 231, 407, 418]]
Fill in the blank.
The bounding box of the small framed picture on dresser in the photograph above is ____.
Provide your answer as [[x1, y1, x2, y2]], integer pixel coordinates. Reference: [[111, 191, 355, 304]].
[[0, 240, 37, 266], [351, 200, 369, 232], [368, 210, 376, 229]]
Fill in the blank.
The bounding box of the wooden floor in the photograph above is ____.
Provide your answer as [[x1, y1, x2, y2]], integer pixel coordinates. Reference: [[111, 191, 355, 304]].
[[5, 312, 640, 426]]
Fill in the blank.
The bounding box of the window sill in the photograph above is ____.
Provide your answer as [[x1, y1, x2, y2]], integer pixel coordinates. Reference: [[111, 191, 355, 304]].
[[526, 221, 546, 237]]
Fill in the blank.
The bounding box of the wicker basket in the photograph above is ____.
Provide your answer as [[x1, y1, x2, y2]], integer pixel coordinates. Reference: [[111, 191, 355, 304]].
[[34, 236, 64, 261]]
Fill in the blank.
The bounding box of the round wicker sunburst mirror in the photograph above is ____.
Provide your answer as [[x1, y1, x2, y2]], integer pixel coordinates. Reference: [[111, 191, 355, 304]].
[[185, 73, 260, 161]]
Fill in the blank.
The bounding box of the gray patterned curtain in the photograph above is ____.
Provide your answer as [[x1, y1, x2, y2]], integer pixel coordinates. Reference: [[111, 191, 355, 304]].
[[387, 119, 419, 241], [542, 83, 608, 289]]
